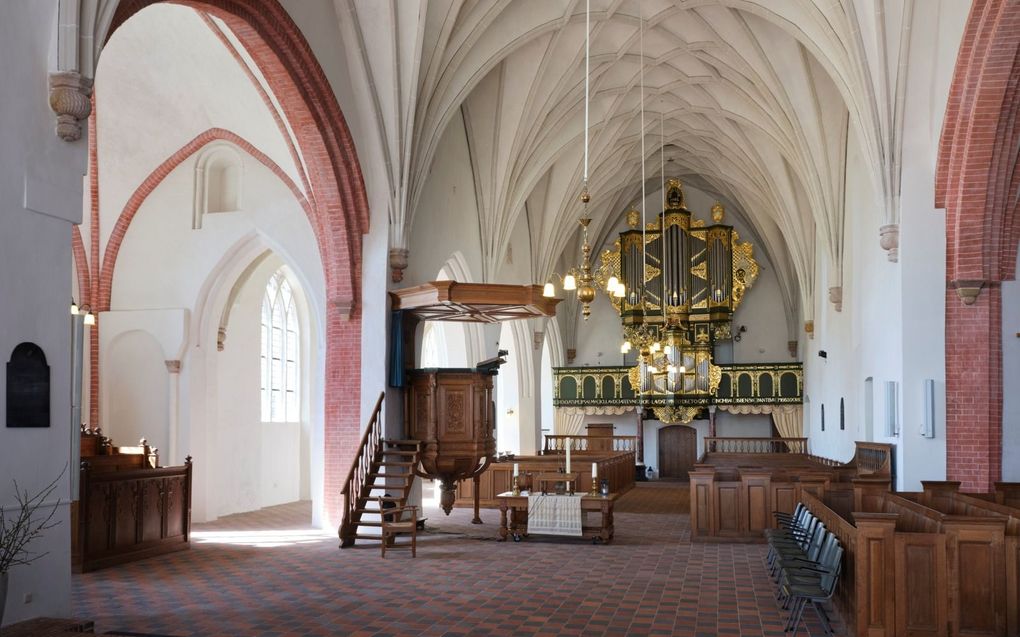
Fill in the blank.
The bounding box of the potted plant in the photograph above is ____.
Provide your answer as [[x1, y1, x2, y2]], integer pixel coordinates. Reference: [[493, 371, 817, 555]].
[[0, 472, 61, 627]]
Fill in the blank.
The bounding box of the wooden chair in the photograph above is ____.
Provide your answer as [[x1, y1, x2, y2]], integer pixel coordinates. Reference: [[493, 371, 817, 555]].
[[535, 472, 579, 495], [380, 505, 418, 558]]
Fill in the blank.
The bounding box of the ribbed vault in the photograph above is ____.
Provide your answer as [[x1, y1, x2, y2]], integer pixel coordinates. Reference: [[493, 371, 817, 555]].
[[337, 0, 922, 325]]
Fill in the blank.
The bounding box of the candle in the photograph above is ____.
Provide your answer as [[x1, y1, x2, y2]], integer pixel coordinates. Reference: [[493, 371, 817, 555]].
[[566, 439, 571, 474], [513, 463, 519, 477], [592, 462, 598, 478]]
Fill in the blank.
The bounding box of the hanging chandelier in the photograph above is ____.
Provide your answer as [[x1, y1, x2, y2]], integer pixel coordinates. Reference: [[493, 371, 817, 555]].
[[543, 0, 625, 320]]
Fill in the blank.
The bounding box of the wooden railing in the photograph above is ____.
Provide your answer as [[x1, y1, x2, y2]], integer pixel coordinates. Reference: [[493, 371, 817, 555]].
[[338, 391, 385, 547], [542, 435, 638, 454], [703, 436, 808, 454]]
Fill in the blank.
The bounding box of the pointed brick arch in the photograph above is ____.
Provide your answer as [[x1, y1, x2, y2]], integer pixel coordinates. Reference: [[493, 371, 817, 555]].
[[936, 0, 1020, 492], [103, 0, 369, 525]]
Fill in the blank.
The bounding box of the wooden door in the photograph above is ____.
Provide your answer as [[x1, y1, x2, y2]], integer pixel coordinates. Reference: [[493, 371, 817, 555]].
[[658, 425, 697, 480]]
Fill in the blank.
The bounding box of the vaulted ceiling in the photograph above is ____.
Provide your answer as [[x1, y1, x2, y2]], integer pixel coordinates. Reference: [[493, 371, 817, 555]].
[[336, 0, 925, 321]]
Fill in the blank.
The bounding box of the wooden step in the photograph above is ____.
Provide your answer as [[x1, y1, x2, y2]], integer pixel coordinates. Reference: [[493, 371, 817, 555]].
[[367, 472, 414, 480], [384, 439, 421, 446], [363, 495, 405, 502], [378, 460, 415, 467], [381, 450, 418, 457]]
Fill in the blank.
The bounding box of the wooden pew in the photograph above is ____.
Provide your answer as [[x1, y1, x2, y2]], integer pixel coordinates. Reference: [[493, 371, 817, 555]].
[[73, 427, 192, 572], [799, 479, 1012, 637]]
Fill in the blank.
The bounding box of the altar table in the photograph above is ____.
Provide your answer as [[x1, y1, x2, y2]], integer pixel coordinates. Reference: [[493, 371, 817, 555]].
[[496, 491, 617, 544]]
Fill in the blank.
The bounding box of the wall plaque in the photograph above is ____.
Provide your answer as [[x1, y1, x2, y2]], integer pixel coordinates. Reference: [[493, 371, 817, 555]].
[[6, 342, 50, 428]]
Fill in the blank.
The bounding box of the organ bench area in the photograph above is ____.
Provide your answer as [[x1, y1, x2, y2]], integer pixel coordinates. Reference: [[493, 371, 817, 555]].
[[72, 426, 192, 572], [693, 438, 1020, 637]]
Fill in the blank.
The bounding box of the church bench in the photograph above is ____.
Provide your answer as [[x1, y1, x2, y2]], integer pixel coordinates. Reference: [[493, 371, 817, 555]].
[[72, 427, 192, 572], [799, 480, 1014, 637]]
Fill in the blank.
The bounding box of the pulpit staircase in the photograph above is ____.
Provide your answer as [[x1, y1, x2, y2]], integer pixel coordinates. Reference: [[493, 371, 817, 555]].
[[339, 392, 422, 548]]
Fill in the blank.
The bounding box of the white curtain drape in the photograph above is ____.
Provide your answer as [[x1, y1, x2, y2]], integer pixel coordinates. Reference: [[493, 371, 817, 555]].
[[554, 409, 585, 435], [771, 405, 804, 438]]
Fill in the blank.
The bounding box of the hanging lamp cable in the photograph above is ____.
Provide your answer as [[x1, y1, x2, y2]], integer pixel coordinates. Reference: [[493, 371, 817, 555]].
[[639, 1, 646, 302]]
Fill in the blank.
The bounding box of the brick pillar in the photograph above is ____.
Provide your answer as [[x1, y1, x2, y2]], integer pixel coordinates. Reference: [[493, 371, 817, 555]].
[[946, 286, 1003, 491]]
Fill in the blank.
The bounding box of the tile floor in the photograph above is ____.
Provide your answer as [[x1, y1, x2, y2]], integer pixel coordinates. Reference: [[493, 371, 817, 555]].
[[72, 483, 844, 636]]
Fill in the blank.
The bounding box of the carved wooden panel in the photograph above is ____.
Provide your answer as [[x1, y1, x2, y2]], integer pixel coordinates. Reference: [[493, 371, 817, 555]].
[[955, 539, 1001, 635], [141, 480, 163, 543], [694, 482, 711, 534], [85, 485, 111, 553], [772, 484, 796, 526], [894, 534, 946, 636], [746, 483, 768, 533], [438, 386, 469, 439], [165, 477, 185, 538], [715, 484, 740, 533], [113, 483, 138, 549]]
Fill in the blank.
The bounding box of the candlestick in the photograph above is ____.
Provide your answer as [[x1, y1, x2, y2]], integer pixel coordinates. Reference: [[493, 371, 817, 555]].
[[511, 475, 520, 496], [566, 439, 571, 474]]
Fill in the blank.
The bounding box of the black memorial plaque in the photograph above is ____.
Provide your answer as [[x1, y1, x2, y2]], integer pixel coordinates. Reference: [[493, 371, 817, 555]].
[[6, 342, 50, 428]]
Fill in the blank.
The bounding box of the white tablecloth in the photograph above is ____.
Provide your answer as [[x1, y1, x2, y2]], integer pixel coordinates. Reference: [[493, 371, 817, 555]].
[[526, 494, 583, 537]]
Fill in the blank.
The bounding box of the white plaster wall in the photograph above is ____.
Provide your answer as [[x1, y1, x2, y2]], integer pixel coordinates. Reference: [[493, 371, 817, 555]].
[[214, 258, 303, 516], [92, 5, 306, 252], [0, 2, 81, 624], [801, 4, 966, 489], [96, 154, 322, 523], [1003, 247, 1020, 481], [105, 331, 170, 453]]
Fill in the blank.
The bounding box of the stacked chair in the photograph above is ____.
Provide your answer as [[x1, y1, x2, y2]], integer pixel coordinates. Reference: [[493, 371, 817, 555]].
[[765, 503, 844, 636]]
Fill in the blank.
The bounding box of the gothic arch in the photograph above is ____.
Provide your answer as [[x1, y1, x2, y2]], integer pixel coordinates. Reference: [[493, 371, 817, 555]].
[[102, 0, 368, 525], [936, 0, 1020, 491]]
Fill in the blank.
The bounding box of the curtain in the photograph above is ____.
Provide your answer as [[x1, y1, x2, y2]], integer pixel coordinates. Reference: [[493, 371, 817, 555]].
[[387, 310, 405, 388], [771, 405, 804, 438], [554, 409, 585, 435]]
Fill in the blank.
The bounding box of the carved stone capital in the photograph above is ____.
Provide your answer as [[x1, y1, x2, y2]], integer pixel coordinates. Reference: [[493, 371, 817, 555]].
[[828, 286, 843, 312], [165, 360, 181, 374], [788, 340, 798, 358], [951, 279, 985, 305], [804, 320, 814, 340], [566, 348, 576, 364], [389, 247, 409, 283], [879, 224, 899, 263], [49, 71, 92, 142], [332, 297, 355, 320], [533, 330, 544, 351], [217, 327, 226, 352]]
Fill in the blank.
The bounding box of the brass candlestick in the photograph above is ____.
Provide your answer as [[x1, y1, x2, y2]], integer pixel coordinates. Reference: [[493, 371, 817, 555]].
[[589, 477, 599, 496], [511, 475, 521, 496]]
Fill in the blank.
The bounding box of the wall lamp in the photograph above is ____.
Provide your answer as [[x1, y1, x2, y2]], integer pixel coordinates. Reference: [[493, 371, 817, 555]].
[[70, 300, 96, 325]]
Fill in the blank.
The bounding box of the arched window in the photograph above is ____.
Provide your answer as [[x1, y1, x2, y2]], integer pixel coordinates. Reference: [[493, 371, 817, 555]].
[[261, 270, 299, 422]]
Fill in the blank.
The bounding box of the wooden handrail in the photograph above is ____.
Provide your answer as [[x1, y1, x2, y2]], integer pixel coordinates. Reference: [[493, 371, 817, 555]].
[[542, 434, 639, 454], [339, 392, 385, 545], [703, 437, 808, 454]]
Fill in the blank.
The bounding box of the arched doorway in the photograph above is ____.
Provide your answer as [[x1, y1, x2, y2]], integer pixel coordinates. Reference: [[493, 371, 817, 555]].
[[658, 425, 697, 481]]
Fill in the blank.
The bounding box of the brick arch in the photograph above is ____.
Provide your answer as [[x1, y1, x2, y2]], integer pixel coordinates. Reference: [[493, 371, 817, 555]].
[[102, 0, 369, 525], [935, 0, 1020, 491], [98, 128, 312, 308]]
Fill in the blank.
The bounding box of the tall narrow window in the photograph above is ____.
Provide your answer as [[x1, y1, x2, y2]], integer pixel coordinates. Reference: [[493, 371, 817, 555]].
[[261, 270, 300, 422]]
